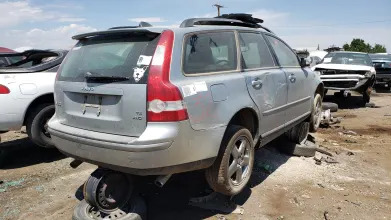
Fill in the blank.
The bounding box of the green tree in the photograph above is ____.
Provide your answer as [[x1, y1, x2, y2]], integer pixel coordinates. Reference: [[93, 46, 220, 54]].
[[372, 44, 387, 53], [343, 38, 387, 53]]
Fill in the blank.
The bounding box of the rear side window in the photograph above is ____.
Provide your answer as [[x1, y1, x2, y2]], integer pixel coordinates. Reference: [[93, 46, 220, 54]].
[[0, 57, 8, 67], [58, 32, 159, 83], [183, 32, 237, 74], [238, 32, 275, 69], [265, 35, 300, 67]]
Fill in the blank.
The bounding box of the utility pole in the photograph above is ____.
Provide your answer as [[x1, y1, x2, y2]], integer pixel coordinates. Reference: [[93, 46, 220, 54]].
[[213, 4, 224, 16]]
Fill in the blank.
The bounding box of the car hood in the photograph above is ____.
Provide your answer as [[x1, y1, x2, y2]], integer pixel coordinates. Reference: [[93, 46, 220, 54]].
[[312, 64, 373, 72]]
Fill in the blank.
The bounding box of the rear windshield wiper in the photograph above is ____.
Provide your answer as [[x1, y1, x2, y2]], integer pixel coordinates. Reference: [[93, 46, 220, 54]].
[[84, 72, 130, 81]]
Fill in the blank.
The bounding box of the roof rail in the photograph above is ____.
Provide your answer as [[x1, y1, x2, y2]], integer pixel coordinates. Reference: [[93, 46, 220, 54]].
[[109, 22, 152, 30], [179, 13, 272, 33]]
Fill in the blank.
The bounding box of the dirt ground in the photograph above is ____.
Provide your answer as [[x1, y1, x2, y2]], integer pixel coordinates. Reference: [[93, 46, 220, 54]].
[[0, 91, 390, 220]]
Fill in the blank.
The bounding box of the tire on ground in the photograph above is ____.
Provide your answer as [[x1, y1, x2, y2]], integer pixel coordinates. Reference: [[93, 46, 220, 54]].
[[322, 102, 338, 112], [205, 125, 254, 196], [286, 122, 309, 144], [309, 93, 322, 132], [26, 103, 55, 148], [363, 91, 370, 103], [72, 196, 147, 220]]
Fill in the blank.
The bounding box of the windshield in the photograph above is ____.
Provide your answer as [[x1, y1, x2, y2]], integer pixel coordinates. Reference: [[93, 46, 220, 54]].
[[369, 54, 391, 61], [58, 32, 159, 83], [322, 52, 372, 66]]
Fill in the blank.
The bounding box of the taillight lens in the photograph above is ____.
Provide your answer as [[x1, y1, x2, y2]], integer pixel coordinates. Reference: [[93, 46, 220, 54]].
[[0, 84, 10, 94], [147, 30, 188, 122]]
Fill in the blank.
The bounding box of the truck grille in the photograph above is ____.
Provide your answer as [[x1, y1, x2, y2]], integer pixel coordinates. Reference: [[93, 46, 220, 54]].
[[323, 81, 358, 89]]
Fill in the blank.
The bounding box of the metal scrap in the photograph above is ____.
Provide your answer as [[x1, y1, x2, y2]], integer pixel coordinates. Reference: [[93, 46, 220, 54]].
[[320, 109, 342, 127]]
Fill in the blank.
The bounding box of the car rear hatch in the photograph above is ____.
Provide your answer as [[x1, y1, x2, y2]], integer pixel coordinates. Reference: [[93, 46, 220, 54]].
[[55, 30, 161, 137]]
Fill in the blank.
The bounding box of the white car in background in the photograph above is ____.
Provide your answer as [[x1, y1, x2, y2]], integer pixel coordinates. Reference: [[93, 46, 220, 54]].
[[312, 51, 376, 104], [0, 49, 67, 147]]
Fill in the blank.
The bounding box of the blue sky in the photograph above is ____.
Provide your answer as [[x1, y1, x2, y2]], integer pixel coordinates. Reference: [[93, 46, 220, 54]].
[[1, 0, 390, 51]]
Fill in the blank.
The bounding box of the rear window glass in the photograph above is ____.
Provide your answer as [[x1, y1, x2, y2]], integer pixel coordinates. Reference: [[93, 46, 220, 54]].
[[58, 33, 159, 83], [238, 32, 275, 69], [183, 32, 237, 74], [369, 54, 391, 61]]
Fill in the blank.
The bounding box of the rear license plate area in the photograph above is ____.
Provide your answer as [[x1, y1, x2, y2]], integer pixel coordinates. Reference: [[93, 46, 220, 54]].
[[82, 95, 103, 116]]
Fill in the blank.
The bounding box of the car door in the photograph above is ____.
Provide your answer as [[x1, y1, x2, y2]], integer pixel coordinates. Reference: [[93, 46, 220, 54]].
[[239, 32, 288, 139], [265, 34, 312, 128]]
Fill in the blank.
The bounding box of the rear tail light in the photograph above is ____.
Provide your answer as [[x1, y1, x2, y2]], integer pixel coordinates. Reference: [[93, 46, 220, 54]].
[[147, 30, 188, 122], [0, 84, 10, 94]]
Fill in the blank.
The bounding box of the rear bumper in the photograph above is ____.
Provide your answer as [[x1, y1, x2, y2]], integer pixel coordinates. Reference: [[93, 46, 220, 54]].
[[320, 74, 374, 91], [48, 118, 225, 175]]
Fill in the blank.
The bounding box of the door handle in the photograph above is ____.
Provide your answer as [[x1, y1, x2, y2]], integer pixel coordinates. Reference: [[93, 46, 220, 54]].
[[251, 78, 263, 90], [288, 73, 296, 83]]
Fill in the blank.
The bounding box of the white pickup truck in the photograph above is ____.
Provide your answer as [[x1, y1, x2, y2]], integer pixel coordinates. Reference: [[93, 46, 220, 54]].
[[0, 50, 67, 147]]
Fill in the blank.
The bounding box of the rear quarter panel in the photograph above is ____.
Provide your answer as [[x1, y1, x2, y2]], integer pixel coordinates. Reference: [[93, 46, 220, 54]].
[[0, 71, 55, 130]]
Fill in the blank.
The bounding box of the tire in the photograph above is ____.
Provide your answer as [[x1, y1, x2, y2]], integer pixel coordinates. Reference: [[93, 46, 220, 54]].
[[309, 93, 322, 132], [286, 122, 309, 144], [363, 91, 370, 103], [84, 169, 134, 213], [205, 125, 254, 196], [322, 102, 338, 112], [73, 196, 146, 220], [26, 103, 55, 148]]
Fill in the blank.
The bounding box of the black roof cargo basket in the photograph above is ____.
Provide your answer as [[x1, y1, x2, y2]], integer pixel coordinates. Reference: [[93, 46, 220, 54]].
[[180, 13, 273, 33], [109, 22, 152, 30]]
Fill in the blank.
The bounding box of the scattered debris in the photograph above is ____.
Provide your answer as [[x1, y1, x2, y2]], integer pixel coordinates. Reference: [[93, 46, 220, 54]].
[[342, 130, 358, 136], [314, 155, 339, 165], [365, 102, 376, 108], [35, 185, 44, 192], [345, 199, 361, 206], [346, 151, 355, 156], [301, 194, 311, 199], [344, 139, 358, 143], [323, 156, 339, 164], [307, 134, 316, 143], [316, 147, 333, 157], [320, 109, 332, 126], [0, 178, 25, 192], [255, 162, 273, 174], [317, 183, 325, 188], [314, 153, 323, 165], [324, 211, 329, 220], [216, 215, 227, 220]]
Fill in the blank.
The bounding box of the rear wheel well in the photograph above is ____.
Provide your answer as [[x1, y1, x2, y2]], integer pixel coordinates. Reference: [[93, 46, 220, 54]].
[[227, 108, 258, 138], [23, 94, 54, 126]]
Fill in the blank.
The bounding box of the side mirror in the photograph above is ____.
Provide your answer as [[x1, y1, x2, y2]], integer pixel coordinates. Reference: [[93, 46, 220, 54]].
[[300, 57, 310, 67]]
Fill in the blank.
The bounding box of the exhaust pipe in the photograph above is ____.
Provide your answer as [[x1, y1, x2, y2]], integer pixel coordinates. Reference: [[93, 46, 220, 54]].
[[70, 159, 83, 169], [155, 174, 172, 188]]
